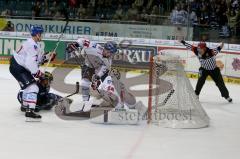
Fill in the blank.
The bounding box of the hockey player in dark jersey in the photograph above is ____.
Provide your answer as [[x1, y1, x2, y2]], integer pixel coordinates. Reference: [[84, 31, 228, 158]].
[[17, 71, 65, 112], [180, 40, 232, 102]]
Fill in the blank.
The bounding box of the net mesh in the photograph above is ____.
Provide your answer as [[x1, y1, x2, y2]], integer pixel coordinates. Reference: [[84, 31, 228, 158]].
[[149, 55, 209, 128]]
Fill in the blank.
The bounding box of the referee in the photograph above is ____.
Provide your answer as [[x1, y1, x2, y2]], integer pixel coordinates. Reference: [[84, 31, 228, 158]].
[[180, 40, 232, 102]]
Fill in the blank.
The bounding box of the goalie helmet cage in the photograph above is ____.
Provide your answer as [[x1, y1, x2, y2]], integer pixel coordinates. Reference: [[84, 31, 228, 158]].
[[147, 55, 210, 129]]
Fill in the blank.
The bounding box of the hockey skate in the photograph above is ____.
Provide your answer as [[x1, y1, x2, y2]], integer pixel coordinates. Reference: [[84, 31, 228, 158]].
[[226, 97, 233, 103], [25, 108, 41, 122], [21, 105, 41, 112]]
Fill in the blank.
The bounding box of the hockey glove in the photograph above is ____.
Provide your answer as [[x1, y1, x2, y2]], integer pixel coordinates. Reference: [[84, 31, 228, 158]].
[[33, 70, 44, 79], [41, 51, 56, 64], [180, 40, 186, 45], [66, 42, 80, 54]]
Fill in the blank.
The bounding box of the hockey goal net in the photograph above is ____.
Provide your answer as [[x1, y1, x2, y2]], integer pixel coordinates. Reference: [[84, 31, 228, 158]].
[[147, 54, 210, 128]]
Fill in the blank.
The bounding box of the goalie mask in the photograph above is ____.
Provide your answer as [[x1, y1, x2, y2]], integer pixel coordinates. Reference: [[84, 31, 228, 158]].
[[110, 68, 121, 80]]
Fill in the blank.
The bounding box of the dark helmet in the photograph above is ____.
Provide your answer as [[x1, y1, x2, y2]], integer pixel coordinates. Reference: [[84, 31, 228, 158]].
[[42, 71, 53, 82], [198, 41, 207, 49], [30, 26, 44, 36], [39, 71, 53, 87], [104, 41, 118, 54]]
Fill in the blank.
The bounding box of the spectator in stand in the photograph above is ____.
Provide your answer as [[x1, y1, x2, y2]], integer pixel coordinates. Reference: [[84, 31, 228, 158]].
[[219, 12, 229, 27], [77, 3, 87, 19], [97, 0, 104, 8], [53, 11, 63, 19], [126, 3, 139, 21], [228, 10, 237, 30], [113, 4, 124, 20], [78, 0, 88, 8], [170, 4, 187, 25], [191, 0, 200, 15], [49, 0, 60, 17], [150, 5, 160, 24], [2, 21, 14, 31], [146, 0, 154, 11], [220, 0, 228, 14], [140, 8, 149, 22], [102, 0, 113, 20], [134, 0, 144, 11], [199, 4, 210, 26], [231, 0, 239, 14], [32, 1, 42, 17], [105, 0, 113, 8], [89, 0, 96, 7], [236, 8, 240, 36], [190, 9, 198, 26], [1, 9, 11, 17], [68, 0, 78, 8], [85, 3, 95, 19], [95, 5, 105, 19], [42, 0, 50, 17]]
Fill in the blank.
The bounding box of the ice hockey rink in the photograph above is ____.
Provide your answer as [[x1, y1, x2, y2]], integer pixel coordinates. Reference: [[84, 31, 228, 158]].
[[0, 63, 240, 159]]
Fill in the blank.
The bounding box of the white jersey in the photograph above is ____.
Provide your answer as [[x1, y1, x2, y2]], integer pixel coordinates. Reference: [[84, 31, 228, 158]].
[[98, 75, 138, 109], [77, 38, 112, 77], [98, 75, 122, 108], [13, 38, 44, 75]]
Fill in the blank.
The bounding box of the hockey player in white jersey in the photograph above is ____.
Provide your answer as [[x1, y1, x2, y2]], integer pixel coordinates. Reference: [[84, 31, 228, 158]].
[[9, 26, 56, 121], [91, 68, 139, 109], [92, 68, 147, 114], [66, 38, 118, 112]]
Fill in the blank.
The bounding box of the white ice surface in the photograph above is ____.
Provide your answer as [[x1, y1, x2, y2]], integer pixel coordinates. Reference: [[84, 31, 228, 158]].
[[0, 64, 240, 159]]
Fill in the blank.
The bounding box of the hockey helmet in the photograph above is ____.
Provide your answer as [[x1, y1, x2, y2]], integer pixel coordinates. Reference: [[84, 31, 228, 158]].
[[39, 71, 53, 87], [44, 71, 53, 81], [30, 26, 44, 36], [104, 41, 118, 54]]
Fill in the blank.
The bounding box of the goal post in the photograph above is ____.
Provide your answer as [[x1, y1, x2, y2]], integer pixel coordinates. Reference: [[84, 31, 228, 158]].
[[147, 54, 210, 128]]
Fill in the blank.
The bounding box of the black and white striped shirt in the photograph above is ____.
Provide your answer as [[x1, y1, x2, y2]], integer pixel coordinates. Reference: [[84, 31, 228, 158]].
[[182, 41, 222, 70]]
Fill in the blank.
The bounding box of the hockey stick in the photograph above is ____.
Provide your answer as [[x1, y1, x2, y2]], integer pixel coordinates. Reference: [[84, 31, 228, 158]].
[[44, 15, 69, 71], [62, 82, 80, 99]]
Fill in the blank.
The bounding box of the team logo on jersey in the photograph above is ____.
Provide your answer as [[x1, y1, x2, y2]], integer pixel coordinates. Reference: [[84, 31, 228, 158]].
[[34, 45, 38, 50]]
